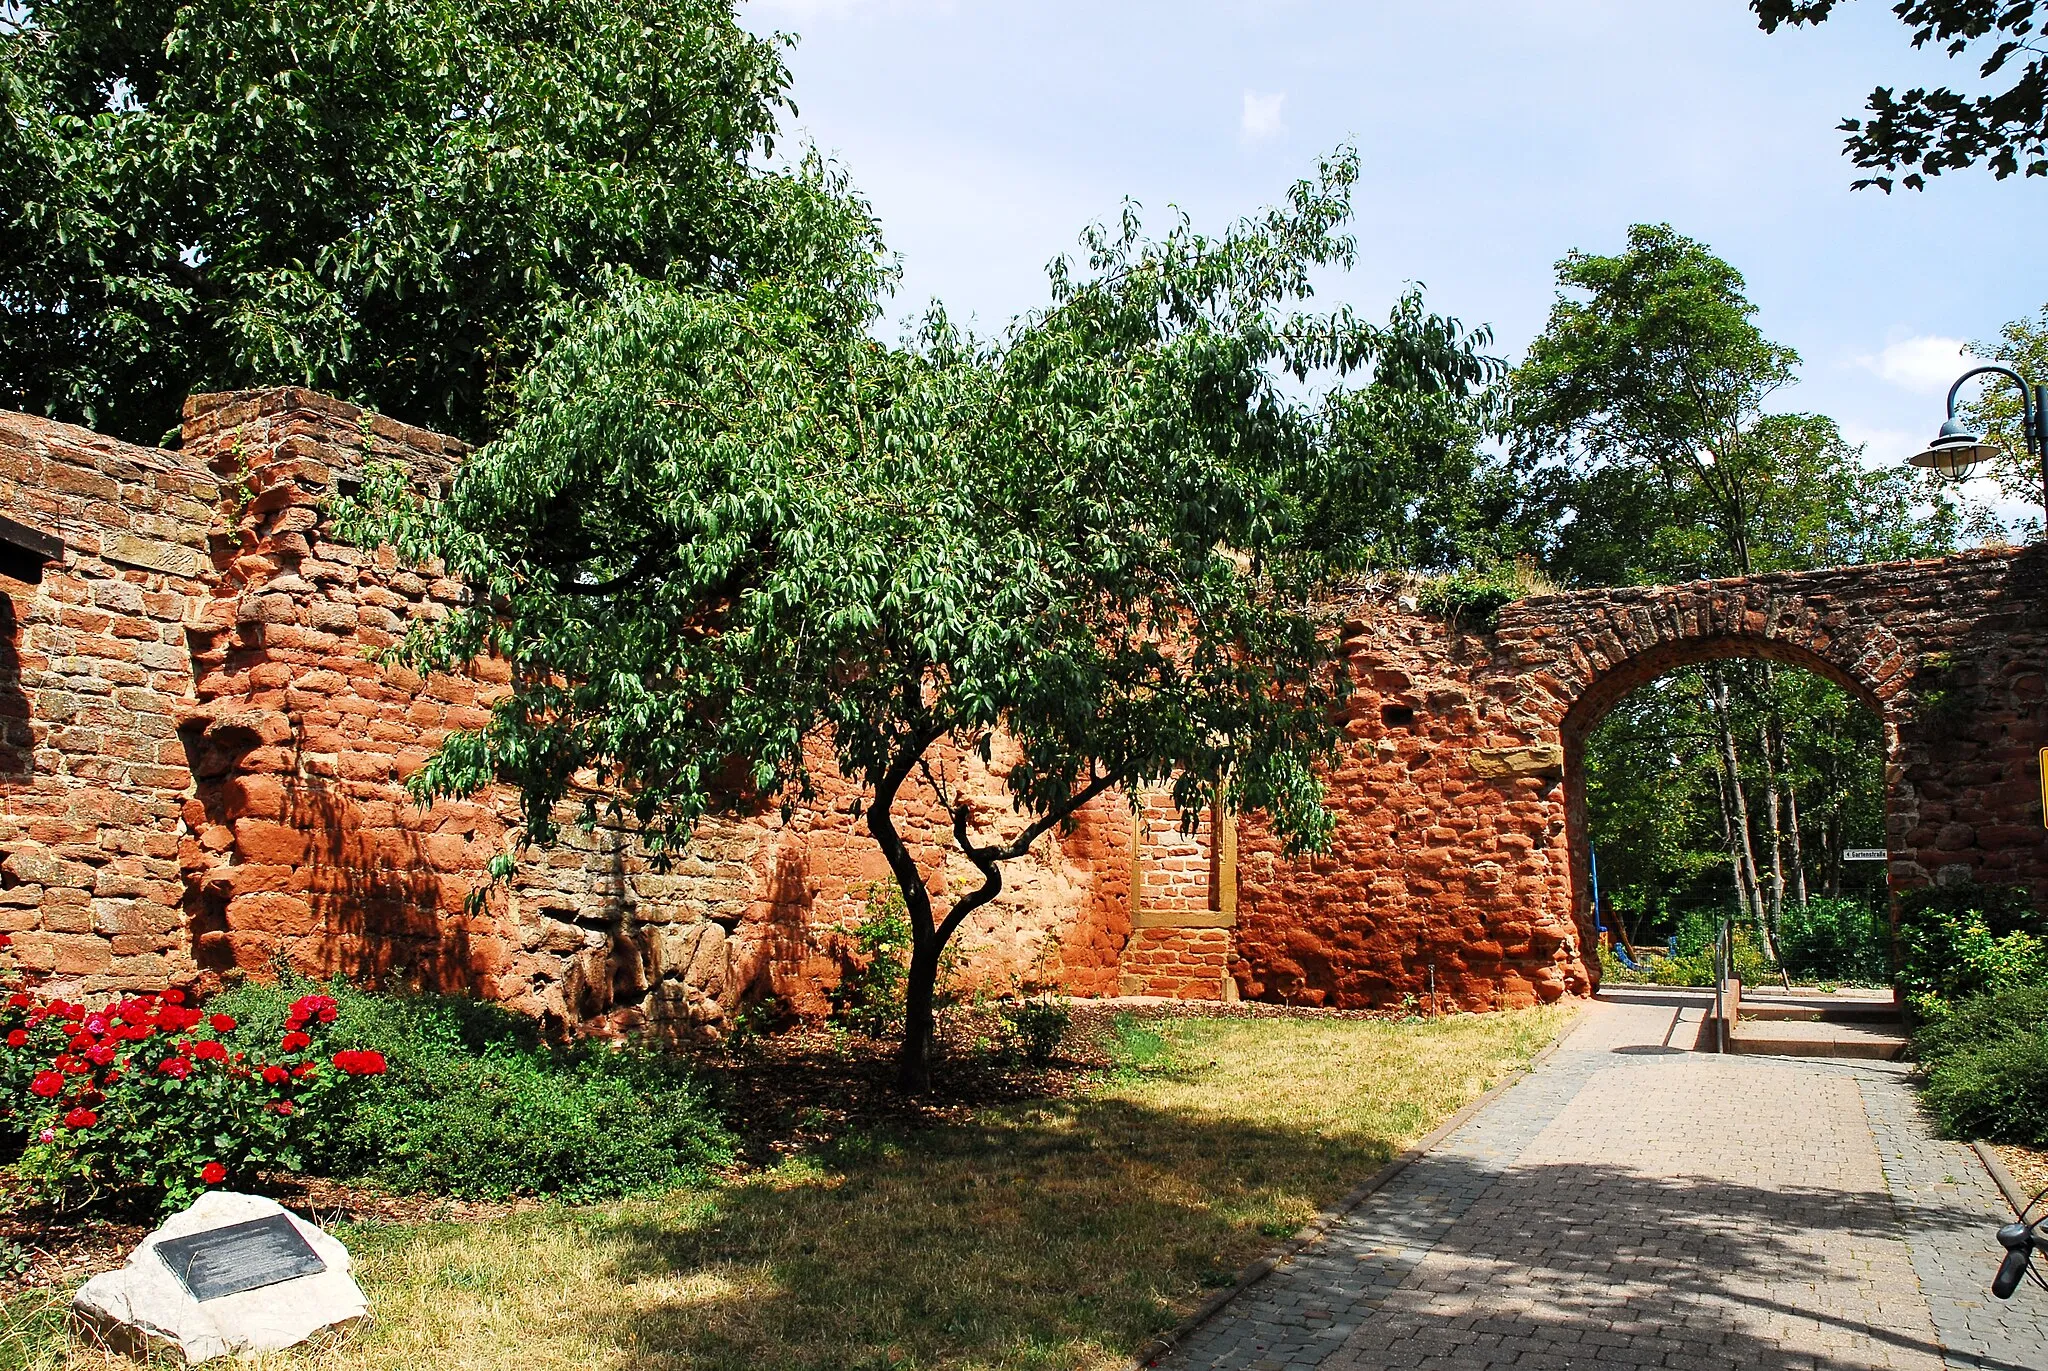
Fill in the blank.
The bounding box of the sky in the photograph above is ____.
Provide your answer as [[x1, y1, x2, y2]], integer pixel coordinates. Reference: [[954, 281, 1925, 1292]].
[[739, 0, 2048, 522]]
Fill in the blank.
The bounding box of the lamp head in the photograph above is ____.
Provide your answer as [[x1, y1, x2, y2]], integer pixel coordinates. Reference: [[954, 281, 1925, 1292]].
[[1908, 418, 2000, 483]]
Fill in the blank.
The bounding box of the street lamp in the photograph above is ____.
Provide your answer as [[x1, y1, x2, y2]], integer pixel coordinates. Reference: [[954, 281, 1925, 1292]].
[[1910, 364, 2048, 518]]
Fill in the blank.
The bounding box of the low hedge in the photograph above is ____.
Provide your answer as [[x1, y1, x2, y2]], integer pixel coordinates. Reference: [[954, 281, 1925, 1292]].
[[1916, 982, 2048, 1147], [2, 942, 732, 1214]]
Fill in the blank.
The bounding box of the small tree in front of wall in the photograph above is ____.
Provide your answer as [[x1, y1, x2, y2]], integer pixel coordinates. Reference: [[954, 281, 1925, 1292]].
[[343, 152, 1496, 1089]]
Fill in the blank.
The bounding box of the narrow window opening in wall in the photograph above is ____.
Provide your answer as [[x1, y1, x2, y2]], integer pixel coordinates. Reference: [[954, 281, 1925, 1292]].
[[335, 475, 365, 501], [0, 595, 30, 781], [1381, 704, 1416, 730]]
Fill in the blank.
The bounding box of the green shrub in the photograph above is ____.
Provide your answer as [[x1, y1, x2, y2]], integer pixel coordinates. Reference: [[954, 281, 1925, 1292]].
[[998, 996, 1071, 1066], [1776, 896, 1890, 984], [1916, 983, 2048, 1145], [829, 885, 913, 1037], [208, 975, 733, 1202], [1597, 943, 1656, 985], [1896, 884, 2048, 1018], [1414, 559, 1552, 631], [1644, 926, 1776, 987]]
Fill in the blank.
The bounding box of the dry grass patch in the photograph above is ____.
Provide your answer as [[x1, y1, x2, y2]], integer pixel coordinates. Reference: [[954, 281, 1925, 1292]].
[[11, 1005, 1570, 1371]]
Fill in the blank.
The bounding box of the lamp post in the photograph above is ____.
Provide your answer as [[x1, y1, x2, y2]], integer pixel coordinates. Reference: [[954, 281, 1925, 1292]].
[[1909, 364, 2048, 521]]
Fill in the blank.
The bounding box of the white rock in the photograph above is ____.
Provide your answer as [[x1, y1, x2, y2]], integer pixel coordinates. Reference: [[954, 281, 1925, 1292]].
[[71, 1191, 369, 1364]]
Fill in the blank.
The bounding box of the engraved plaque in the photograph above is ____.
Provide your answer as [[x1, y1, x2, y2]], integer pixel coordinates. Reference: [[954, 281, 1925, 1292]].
[[153, 1213, 328, 1302]]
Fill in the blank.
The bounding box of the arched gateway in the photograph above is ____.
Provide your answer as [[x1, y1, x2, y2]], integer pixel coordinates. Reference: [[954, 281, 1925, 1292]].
[[1119, 549, 2048, 1010]]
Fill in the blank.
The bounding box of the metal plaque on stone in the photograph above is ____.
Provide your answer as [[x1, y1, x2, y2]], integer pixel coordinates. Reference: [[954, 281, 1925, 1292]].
[[153, 1213, 328, 1302]]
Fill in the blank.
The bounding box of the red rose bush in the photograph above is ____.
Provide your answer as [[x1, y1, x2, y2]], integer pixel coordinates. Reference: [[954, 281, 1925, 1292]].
[[1, 938, 389, 1210]]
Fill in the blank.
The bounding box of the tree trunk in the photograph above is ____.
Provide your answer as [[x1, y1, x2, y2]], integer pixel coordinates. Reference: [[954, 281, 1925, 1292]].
[[1710, 727, 1756, 924], [897, 941, 940, 1091], [1706, 670, 1765, 927], [1762, 740, 1786, 928], [1785, 778, 1810, 907]]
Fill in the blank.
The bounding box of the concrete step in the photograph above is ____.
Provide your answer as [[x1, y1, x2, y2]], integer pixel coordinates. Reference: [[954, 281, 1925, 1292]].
[[1725, 1017, 1909, 1060], [1739, 1002, 1902, 1025]]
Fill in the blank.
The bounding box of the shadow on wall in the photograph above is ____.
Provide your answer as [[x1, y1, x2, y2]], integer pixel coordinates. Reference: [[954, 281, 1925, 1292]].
[[183, 717, 484, 994]]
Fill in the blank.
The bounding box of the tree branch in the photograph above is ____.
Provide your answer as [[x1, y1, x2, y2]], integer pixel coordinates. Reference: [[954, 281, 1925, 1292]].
[[937, 770, 1119, 946]]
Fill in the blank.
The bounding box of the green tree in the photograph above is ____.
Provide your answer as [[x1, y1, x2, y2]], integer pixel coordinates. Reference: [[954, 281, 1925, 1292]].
[[1958, 302, 2048, 526], [345, 155, 1499, 1088], [1510, 223, 1799, 582], [1752, 1, 2048, 189], [1513, 223, 1956, 957], [0, 0, 884, 445]]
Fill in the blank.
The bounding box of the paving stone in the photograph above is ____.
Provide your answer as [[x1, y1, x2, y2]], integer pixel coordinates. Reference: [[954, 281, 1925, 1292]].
[[1157, 995, 2048, 1371]]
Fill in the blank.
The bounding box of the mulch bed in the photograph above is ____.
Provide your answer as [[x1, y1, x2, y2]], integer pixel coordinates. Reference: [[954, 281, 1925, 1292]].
[[1995, 1143, 2048, 1204], [3, 998, 1409, 1299]]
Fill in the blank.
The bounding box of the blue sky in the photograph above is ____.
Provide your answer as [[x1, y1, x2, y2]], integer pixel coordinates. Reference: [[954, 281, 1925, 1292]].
[[741, 0, 2048, 520]]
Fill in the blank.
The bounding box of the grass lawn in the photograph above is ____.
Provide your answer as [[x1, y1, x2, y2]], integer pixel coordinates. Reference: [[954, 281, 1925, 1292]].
[[6, 1005, 1569, 1371]]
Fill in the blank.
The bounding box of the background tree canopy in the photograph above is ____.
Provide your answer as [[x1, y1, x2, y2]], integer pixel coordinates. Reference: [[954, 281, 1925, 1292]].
[[0, 0, 885, 445], [1752, 0, 2048, 189]]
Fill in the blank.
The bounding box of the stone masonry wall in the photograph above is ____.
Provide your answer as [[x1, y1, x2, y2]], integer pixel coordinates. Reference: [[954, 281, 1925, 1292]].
[[6, 389, 2045, 1028], [0, 412, 220, 990], [1230, 550, 2048, 1010], [166, 390, 1136, 1035]]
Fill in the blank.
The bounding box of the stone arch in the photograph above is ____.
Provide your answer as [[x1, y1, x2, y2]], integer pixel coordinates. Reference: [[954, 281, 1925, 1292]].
[[1551, 626, 1899, 983]]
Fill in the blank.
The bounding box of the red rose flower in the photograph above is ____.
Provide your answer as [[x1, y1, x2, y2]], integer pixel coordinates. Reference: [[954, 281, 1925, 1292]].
[[62, 1107, 97, 1129], [6, 992, 28, 1009], [287, 995, 338, 1029], [261, 1064, 289, 1085], [292, 1062, 318, 1080], [280, 1031, 312, 1052], [162, 989, 185, 1005], [85, 1044, 115, 1066], [0, 931, 10, 947], [192, 1040, 227, 1062], [29, 1070, 60, 1097], [158, 1057, 191, 1080], [333, 1049, 389, 1077], [200, 1161, 226, 1185], [68, 1033, 93, 1052], [268, 1099, 295, 1116], [209, 1013, 236, 1034], [5, 1029, 23, 1048]]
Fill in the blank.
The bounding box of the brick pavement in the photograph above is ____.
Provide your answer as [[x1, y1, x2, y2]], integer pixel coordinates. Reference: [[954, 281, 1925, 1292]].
[[1158, 994, 2048, 1371]]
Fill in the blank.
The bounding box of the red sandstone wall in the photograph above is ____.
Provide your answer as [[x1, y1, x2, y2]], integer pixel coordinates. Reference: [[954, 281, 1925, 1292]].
[[1227, 554, 2048, 1014], [7, 389, 2044, 1029], [0, 412, 219, 990], [1232, 603, 1582, 1011], [168, 390, 1135, 1034]]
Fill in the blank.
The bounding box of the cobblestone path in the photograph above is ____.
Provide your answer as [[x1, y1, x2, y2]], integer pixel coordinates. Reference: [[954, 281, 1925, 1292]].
[[1159, 993, 2048, 1371]]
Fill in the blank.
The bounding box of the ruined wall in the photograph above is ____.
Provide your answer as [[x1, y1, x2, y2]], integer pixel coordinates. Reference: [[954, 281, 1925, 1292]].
[[166, 390, 1135, 1034], [0, 412, 219, 989], [6, 390, 2044, 1027], [1231, 600, 1580, 1011], [1231, 550, 2048, 1010]]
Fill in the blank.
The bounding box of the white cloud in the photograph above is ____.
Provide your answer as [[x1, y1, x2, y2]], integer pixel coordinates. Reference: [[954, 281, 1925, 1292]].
[[1240, 90, 1286, 142], [1837, 422, 1923, 467], [1856, 335, 1974, 396]]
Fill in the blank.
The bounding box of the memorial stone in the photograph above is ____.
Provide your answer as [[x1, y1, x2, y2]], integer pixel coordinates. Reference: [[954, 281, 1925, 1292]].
[[71, 1191, 369, 1364]]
